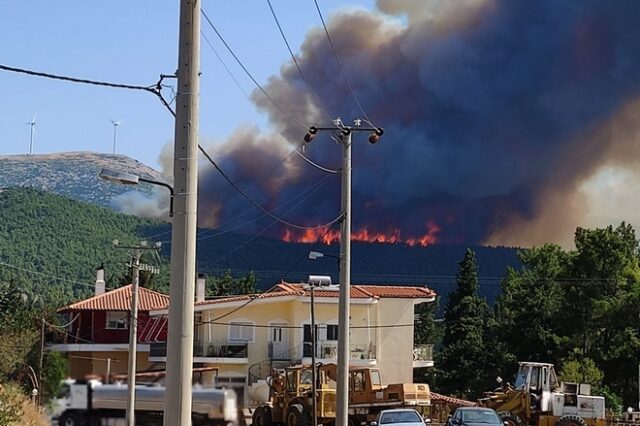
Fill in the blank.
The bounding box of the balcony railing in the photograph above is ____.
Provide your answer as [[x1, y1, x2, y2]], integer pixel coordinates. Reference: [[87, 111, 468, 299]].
[[413, 344, 433, 362], [150, 340, 248, 359], [302, 342, 376, 360]]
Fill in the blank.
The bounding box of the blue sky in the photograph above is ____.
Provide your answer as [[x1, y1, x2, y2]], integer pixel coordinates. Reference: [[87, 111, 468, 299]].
[[0, 1, 374, 169]]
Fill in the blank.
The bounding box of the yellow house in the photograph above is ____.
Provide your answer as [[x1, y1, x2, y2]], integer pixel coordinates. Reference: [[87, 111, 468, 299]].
[[149, 281, 435, 406]]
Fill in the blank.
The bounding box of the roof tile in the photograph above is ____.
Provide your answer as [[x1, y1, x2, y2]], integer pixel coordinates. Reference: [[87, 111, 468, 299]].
[[59, 285, 169, 312], [192, 282, 435, 307]]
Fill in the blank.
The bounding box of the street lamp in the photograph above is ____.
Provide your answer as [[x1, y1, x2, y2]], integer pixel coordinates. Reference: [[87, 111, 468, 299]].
[[307, 275, 332, 426], [99, 168, 175, 217], [303, 118, 383, 426]]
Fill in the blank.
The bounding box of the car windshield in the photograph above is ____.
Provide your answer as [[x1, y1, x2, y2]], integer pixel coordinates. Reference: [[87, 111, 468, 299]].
[[461, 410, 501, 424], [380, 411, 422, 424]]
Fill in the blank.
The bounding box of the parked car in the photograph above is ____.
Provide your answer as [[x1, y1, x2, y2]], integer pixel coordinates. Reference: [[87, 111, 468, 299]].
[[372, 408, 430, 426], [446, 407, 503, 426]]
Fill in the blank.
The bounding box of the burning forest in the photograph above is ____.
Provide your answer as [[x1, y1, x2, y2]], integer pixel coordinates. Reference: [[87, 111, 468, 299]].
[[125, 0, 640, 248]]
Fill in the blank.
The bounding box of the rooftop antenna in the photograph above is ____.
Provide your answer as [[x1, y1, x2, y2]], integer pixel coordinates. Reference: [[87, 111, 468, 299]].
[[27, 115, 36, 155], [111, 120, 121, 154]]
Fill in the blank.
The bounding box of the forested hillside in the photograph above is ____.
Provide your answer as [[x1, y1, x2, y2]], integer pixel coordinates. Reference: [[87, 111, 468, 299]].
[[0, 188, 169, 305], [0, 187, 520, 307]]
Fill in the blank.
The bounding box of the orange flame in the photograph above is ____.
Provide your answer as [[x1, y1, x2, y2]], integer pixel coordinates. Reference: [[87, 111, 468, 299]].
[[281, 220, 441, 247]]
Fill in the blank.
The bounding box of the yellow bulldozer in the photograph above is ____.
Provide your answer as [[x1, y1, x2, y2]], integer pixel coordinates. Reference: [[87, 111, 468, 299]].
[[252, 363, 430, 426], [478, 362, 606, 426]]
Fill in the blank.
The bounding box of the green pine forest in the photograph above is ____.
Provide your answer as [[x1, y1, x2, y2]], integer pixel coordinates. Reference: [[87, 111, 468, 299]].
[[415, 224, 640, 411], [2, 187, 640, 412]]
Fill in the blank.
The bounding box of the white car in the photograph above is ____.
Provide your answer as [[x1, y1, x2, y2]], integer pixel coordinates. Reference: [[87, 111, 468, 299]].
[[372, 408, 430, 426]]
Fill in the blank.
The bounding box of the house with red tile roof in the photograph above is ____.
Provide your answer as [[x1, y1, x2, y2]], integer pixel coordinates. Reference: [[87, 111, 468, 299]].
[[50, 267, 169, 380], [148, 279, 436, 406]]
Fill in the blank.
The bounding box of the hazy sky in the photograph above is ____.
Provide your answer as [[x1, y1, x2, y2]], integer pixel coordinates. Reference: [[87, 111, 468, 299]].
[[0, 1, 374, 169]]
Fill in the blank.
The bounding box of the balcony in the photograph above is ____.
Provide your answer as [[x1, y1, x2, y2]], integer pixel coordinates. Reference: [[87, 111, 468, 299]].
[[150, 340, 249, 364], [412, 344, 434, 368], [301, 342, 377, 366]]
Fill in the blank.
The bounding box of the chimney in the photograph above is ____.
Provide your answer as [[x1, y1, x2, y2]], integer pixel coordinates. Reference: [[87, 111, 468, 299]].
[[95, 264, 106, 296], [196, 273, 206, 303]]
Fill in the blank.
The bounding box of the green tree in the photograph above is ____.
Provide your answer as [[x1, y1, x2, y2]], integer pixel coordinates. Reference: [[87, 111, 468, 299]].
[[206, 270, 259, 297], [437, 249, 491, 397], [494, 244, 568, 367]]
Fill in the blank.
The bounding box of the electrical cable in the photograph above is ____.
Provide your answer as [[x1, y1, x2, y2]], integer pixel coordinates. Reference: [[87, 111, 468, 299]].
[[196, 172, 335, 244], [200, 8, 309, 130], [201, 31, 251, 100], [294, 149, 340, 174], [0, 64, 176, 118], [209, 173, 336, 266], [198, 144, 344, 231], [0, 261, 96, 288], [312, 0, 376, 126], [266, 0, 334, 123]]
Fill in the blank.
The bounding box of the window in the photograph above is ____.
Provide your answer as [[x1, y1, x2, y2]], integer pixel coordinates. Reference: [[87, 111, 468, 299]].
[[229, 321, 253, 342], [106, 311, 128, 329], [326, 324, 339, 341]]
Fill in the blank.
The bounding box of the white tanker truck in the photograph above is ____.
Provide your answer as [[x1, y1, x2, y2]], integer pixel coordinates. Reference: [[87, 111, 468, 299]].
[[51, 379, 239, 426]]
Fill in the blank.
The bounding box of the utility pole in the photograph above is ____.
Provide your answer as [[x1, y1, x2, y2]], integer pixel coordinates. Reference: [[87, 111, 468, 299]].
[[38, 318, 45, 404], [311, 284, 318, 426], [126, 249, 141, 426], [303, 119, 383, 426], [336, 126, 352, 426], [115, 241, 160, 426], [164, 0, 200, 424]]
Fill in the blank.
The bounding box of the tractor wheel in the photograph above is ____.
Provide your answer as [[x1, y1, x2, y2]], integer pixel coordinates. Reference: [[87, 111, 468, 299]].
[[348, 415, 362, 426], [286, 403, 312, 426], [254, 406, 274, 426], [555, 415, 588, 426], [499, 412, 525, 426], [58, 411, 85, 426]]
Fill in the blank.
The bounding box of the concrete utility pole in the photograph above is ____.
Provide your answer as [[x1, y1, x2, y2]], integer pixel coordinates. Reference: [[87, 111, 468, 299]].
[[303, 119, 383, 426], [126, 250, 141, 426], [114, 241, 160, 426], [164, 0, 201, 424], [336, 126, 352, 426]]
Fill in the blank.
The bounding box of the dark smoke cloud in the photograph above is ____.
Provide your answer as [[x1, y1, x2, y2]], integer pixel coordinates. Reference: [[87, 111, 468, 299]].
[[197, 0, 640, 247]]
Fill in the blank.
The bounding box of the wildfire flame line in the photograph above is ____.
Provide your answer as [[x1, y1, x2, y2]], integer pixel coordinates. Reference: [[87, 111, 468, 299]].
[[282, 220, 441, 247]]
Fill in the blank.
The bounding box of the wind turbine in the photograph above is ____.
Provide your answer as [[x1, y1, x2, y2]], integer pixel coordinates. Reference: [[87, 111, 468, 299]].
[[111, 120, 121, 154], [27, 115, 36, 155]]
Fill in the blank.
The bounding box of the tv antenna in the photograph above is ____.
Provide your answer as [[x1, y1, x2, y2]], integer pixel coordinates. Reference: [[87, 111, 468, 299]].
[[27, 115, 36, 155], [111, 120, 121, 154]]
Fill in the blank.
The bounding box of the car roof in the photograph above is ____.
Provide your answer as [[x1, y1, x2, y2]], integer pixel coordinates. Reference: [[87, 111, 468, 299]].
[[456, 408, 496, 412], [380, 409, 420, 413]]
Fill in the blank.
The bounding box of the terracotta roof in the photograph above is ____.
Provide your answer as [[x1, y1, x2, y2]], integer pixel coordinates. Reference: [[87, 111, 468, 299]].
[[273, 282, 436, 299], [58, 285, 169, 312], [431, 392, 477, 407], [193, 290, 294, 307], [193, 282, 435, 307]]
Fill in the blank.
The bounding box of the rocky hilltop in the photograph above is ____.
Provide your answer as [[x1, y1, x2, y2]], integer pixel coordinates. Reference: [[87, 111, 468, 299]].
[[0, 152, 165, 208]]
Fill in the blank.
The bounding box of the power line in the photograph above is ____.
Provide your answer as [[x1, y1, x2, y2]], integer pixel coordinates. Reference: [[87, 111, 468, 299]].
[[312, 0, 376, 126], [266, 0, 333, 123], [198, 144, 344, 231], [0, 64, 176, 118], [0, 261, 96, 288], [201, 31, 251, 100], [200, 8, 309, 130], [197, 172, 335, 245]]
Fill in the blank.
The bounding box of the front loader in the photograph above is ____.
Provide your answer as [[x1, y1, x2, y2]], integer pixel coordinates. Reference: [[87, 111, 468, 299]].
[[478, 362, 605, 426]]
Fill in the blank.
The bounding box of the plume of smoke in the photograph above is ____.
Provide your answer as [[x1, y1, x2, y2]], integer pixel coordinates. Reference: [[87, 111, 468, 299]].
[[111, 186, 171, 220], [197, 0, 640, 247]]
